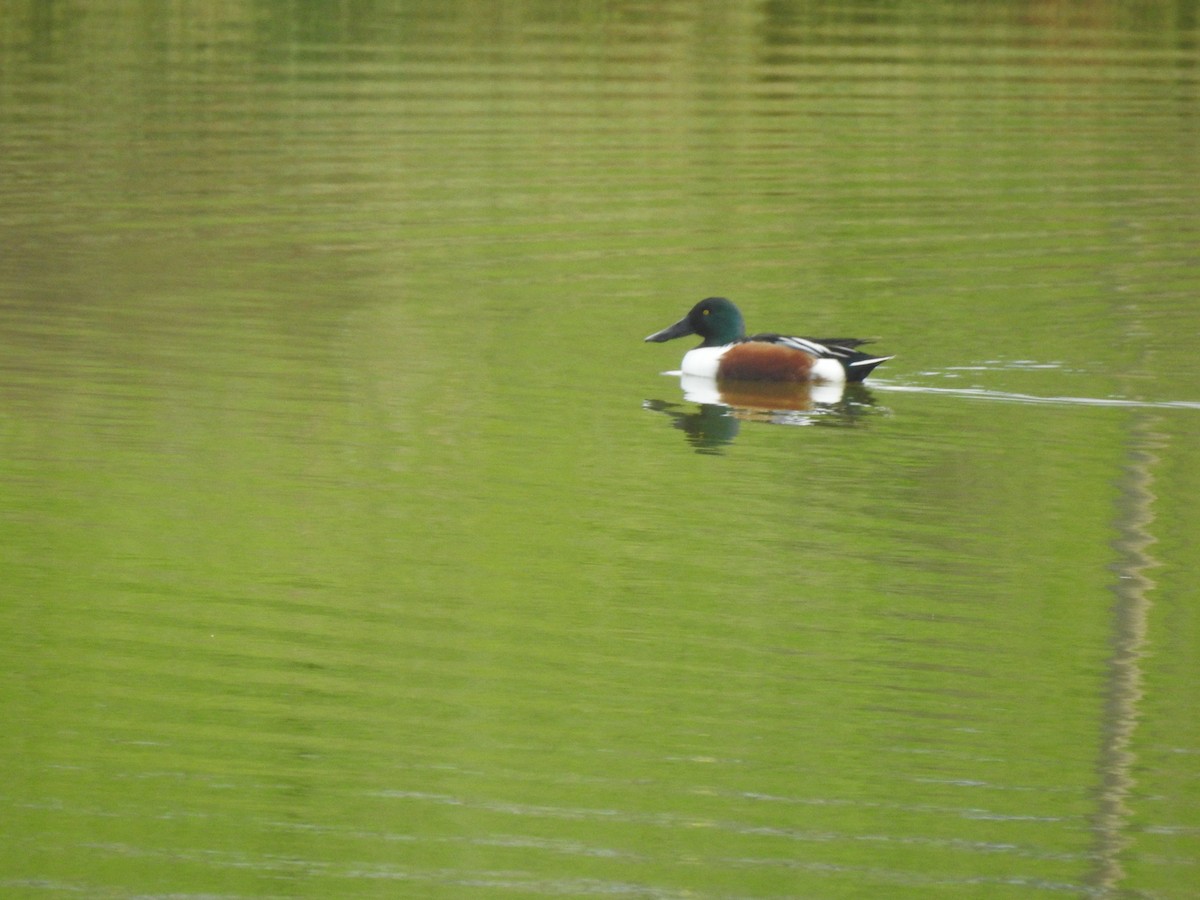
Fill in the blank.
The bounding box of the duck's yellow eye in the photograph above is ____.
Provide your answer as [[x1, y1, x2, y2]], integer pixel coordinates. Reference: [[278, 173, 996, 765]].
[[702, 309, 710, 316]]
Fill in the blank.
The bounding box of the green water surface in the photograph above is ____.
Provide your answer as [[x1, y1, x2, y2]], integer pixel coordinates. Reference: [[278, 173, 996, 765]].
[[2, 2, 1199, 897]]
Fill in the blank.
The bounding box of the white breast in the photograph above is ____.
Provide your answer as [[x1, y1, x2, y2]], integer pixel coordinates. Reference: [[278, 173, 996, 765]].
[[679, 346, 729, 378]]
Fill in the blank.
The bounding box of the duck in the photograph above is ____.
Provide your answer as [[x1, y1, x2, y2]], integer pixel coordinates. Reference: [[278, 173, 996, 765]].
[[645, 297, 891, 383]]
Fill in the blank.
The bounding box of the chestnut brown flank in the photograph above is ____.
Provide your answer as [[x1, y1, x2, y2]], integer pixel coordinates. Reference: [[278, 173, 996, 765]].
[[718, 342, 816, 382]]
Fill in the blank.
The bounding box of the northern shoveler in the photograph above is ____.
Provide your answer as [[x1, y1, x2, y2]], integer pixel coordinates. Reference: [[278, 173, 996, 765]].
[[645, 297, 892, 383]]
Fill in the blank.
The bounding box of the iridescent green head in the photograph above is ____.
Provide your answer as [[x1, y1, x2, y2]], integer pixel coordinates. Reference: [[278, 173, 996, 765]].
[[644, 297, 746, 348]]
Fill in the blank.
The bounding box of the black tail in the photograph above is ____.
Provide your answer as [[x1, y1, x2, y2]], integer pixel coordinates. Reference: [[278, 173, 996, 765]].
[[843, 352, 893, 383]]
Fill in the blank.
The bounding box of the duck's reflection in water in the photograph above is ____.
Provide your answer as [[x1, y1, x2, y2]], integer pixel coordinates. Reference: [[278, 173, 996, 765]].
[[644, 374, 884, 453]]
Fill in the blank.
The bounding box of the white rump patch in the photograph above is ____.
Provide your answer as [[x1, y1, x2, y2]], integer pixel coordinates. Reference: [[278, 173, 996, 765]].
[[810, 357, 847, 383]]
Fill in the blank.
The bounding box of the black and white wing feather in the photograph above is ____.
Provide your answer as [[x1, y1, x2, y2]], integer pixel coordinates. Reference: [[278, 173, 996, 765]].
[[742, 333, 893, 382], [745, 333, 871, 359]]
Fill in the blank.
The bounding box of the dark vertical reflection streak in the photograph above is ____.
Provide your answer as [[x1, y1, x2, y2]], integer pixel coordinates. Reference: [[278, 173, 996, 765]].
[[1090, 413, 1162, 895]]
